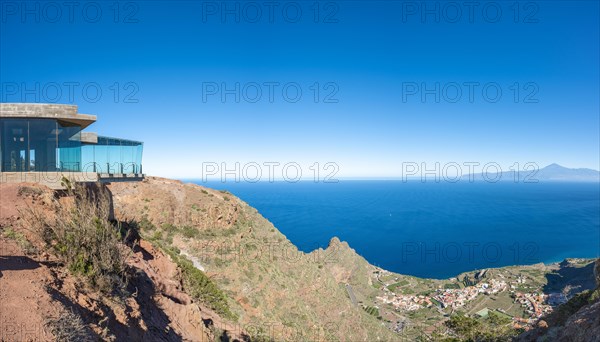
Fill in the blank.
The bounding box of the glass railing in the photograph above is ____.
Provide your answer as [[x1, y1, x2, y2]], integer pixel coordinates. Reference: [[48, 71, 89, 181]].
[[81, 136, 143, 174]]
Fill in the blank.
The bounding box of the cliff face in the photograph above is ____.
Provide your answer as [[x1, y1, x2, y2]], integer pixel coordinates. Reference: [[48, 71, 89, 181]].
[[1, 178, 392, 341], [108, 177, 396, 341], [2, 178, 599, 341], [105, 177, 600, 342], [0, 182, 217, 341], [556, 300, 600, 341], [518, 259, 600, 342]]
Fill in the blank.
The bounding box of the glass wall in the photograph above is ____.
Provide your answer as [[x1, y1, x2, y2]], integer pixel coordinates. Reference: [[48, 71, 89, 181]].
[[1, 119, 142, 174], [0, 118, 82, 172], [81, 136, 143, 174], [57, 121, 82, 172], [28, 119, 60, 171], [0, 119, 29, 172]]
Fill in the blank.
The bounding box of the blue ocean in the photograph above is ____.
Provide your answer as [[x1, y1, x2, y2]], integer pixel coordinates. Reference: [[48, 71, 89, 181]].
[[192, 181, 600, 279]]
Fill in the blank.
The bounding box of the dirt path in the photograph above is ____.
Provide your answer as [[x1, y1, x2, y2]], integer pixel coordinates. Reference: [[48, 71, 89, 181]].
[[0, 238, 60, 341]]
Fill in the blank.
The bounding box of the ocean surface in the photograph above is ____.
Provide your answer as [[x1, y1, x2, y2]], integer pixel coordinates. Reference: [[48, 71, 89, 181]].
[[190, 180, 600, 279]]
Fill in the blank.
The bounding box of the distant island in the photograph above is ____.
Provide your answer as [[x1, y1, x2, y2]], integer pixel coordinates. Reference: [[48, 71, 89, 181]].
[[465, 163, 600, 182]]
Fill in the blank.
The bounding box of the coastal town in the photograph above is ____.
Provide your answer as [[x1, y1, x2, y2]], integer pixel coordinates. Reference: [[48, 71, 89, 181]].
[[368, 259, 594, 337]]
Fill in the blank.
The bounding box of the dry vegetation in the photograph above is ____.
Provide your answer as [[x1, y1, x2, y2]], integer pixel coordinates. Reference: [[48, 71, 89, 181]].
[[45, 309, 93, 342], [2, 181, 223, 341], [108, 177, 400, 341], [3, 177, 598, 341], [21, 178, 132, 293]]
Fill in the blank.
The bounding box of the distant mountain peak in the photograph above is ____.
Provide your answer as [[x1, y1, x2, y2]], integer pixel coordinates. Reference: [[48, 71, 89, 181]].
[[464, 163, 599, 182], [543, 163, 567, 169]]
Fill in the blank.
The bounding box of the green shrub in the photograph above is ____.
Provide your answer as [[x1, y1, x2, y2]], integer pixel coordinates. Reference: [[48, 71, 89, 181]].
[[151, 231, 163, 241], [24, 180, 131, 293], [162, 247, 235, 320], [445, 313, 480, 338], [246, 327, 271, 342], [181, 225, 199, 239], [168, 246, 181, 255], [445, 311, 519, 341], [161, 223, 177, 234], [589, 288, 600, 303], [139, 216, 156, 231], [2, 228, 37, 255]]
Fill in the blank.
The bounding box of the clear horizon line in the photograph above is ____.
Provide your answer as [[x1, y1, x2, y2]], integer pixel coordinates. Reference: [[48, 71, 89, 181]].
[[176, 177, 600, 182]]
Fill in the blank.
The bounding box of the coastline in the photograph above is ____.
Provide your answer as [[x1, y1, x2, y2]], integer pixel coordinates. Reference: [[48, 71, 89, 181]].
[[185, 179, 600, 279]]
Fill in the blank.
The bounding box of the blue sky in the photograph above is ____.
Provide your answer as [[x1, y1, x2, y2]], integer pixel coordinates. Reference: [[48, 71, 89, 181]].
[[1, 1, 599, 179]]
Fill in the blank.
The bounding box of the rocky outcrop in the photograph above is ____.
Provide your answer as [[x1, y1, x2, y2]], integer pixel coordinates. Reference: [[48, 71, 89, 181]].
[[3, 179, 598, 341], [519, 259, 600, 342]]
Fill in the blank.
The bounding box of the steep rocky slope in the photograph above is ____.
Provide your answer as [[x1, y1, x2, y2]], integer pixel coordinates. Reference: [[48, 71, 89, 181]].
[[0, 182, 236, 341], [2, 177, 599, 341], [108, 177, 396, 341]]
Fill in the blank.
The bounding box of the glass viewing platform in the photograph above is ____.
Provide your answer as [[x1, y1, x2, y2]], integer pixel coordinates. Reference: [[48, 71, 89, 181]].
[[1, 104, 144, 188]]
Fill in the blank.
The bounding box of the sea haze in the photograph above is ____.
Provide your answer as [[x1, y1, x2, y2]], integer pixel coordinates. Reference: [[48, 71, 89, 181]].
[[191, 180, 600, 279]]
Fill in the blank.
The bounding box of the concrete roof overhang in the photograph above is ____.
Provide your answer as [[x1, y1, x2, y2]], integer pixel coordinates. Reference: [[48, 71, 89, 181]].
[[0, 103, 97, 129]]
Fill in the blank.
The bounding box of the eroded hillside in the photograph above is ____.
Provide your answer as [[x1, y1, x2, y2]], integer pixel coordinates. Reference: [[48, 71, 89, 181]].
[[108, 177, 397, 341], [1, 177, 598, 341], [0, 182, 241, 341], [101, 176, 600, 341]]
